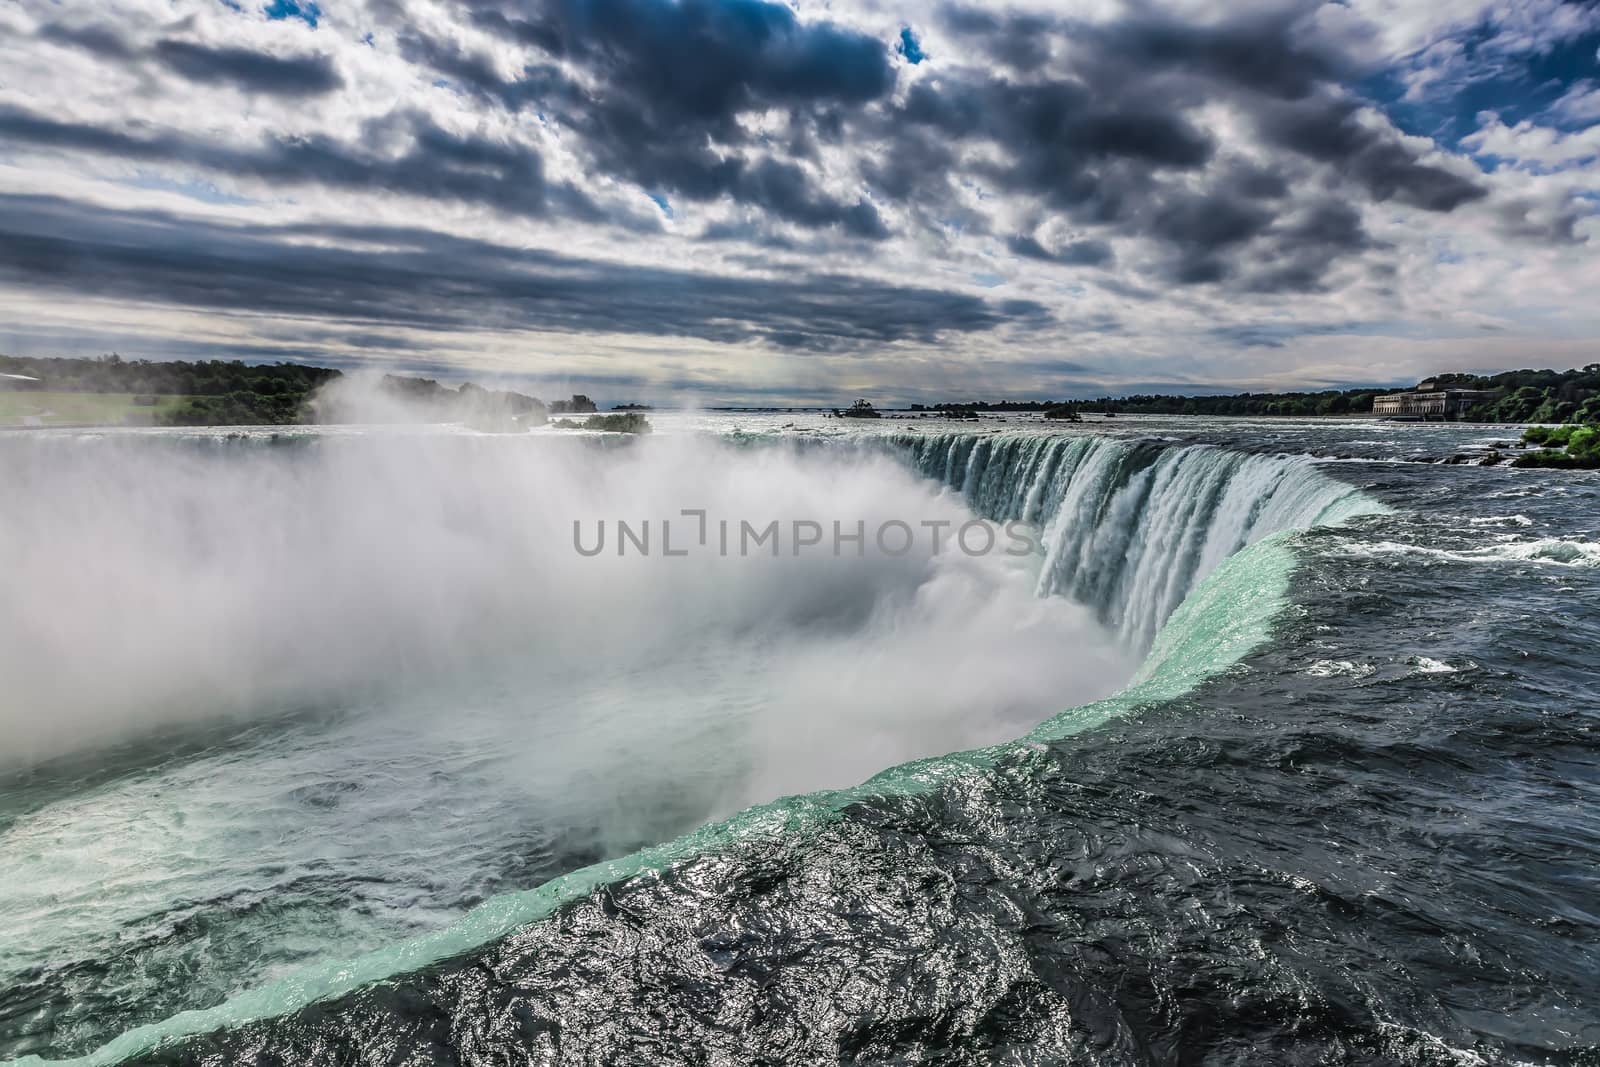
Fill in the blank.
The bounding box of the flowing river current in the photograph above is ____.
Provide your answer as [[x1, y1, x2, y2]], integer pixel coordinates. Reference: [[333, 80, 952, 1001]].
[[0, 414, 1595, 1065]]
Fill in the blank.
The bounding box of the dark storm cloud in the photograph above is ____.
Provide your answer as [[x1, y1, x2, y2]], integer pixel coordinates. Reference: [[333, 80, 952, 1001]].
[[0, 195, 1048, 352], [1227, 200, 1380, 293], [20, 0, 1511, 300], [1006, 235, 1115, 267], [153, 39, 344, 96], [1142, 192, 1273, 284], [1157, 195, 1380, 292], [887, 75, 1215, 243], [896, 78, 1213, 173], [735, 159, 889, 239], [35, 21, 140, 60], [394, 31, 563, 110], [864, 4, 1488, 288], [0, 104, 607, 222], [938, 7, 1056, 72], [1078, 8, 1347, 101], [1223, 160, 1293, 200], [36, 22, 343, 97], [1280, 200, 1372, 253], [472, 0, 893, 112], [888, 59, 1359, 285], [859, 129, 957, 202], [1208, 321, 1368, 348], [1256, 97, 1487, 211], [1150, 194, 1273, 251], [400, 0, 895, 237], [941, 3, 1361, 101]]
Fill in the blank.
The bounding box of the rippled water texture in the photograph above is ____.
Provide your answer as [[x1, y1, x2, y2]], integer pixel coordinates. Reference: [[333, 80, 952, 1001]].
[[1, 415, 1596, 1066]]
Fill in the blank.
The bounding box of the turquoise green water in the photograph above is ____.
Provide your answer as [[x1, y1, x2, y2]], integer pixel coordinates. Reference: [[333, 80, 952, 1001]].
[[9, 530, 1300, 1067]]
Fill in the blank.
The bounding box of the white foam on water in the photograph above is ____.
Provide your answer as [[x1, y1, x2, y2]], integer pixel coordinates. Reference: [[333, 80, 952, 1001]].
[[1410, 656, 1466, 675], [1306, 659, 1377, 679], [1343, 537, 1600, 568], [0, 426, 1386, 1067]]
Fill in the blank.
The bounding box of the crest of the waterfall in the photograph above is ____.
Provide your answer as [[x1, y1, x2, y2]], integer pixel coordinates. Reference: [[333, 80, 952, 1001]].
[[890, 432, 1377, 652], [0, 427, 1391, 1067], [0, 430, 1140, 772]]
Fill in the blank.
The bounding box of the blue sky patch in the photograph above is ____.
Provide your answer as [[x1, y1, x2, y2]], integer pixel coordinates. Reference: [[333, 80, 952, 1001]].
[[264, 0, 320, 28], [1372, 23, 1600, 152], [897, 27, 925, 65]]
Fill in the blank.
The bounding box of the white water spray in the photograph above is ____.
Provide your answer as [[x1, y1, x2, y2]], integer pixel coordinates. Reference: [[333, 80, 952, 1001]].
[[895, 432, 1373, 650], [0, 422, 1379, 1066]]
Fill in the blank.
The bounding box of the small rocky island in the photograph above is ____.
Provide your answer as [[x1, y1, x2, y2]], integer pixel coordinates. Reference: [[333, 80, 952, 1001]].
[[551, 412, 652, 434], [834, 399, 882, 419]]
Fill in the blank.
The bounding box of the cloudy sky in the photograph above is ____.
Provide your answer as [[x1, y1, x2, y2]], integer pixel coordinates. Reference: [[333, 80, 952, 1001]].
[[1, 0, 1597, 404]]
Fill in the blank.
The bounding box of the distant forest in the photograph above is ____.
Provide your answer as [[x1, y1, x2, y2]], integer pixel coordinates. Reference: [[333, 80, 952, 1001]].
[[0, 353, 341, 425], [920, 390, 1380, 418], [6, 354, 1600, 426], [0, 354, 577, 427], [1428, 366, 1600, 424], [925, 364, 1600, 423]]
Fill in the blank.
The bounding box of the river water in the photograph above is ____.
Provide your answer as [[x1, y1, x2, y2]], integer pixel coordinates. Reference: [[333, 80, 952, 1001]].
[[0, 414, 1594, 1065]]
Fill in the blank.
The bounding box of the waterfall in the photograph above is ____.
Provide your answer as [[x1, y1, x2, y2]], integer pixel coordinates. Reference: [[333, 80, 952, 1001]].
[[0, 427, 1387, 1067], [890, 432, 1374, 651]]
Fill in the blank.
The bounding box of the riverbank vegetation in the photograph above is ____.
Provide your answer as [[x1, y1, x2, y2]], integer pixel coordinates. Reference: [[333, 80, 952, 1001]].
[[835, 399, 882, 419], [1514, 425, 1600, 468], [12, 353, 1600, 431], [1, 355, 340, 427], [551, 413, 652, 433], [0, 354, 565, 429], [1081, 389, 1380, 417], [1437, 366, 1600, 424], [920, 366, 1600, 423]]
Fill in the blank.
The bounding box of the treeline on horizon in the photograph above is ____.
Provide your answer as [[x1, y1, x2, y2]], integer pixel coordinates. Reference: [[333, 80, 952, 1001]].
[[0, 354, 598, 426], [0, 353, 341, 425], [7, 354, 1600, 427], [919, 390, 1381, 417], [1430, 366, 1600, 424], [923, 364, 1600, 423]]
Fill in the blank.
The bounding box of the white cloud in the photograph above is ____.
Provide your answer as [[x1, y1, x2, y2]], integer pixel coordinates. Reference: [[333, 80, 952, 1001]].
[[0, 0, 1595, 400], [1551, 80, 1600, 125], [1465, 111, 1600, 170]]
